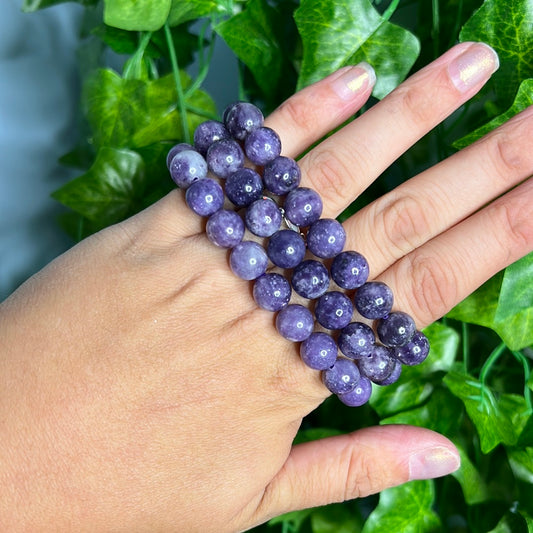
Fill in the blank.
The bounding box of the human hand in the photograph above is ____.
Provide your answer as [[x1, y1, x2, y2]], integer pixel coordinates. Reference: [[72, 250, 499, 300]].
[[1, 41, 531, 532]]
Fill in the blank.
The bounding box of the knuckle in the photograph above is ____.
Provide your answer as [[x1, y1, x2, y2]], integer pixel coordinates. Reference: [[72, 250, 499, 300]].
[[342, 446, 383, 499], [489, 200, 533, 259], [392, 82, 436, 126], [277, 96, 321, 138]]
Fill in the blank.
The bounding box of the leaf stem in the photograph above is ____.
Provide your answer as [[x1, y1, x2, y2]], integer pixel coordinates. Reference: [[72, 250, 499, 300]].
[[185, 19, 217, 99], [382, 0, 401, 21], [431, 0, 440, 58], [511, 350, 533, 412], [462, 322, 469, 373], [164, 22, 190, 143], [479, 342, 507, 385]]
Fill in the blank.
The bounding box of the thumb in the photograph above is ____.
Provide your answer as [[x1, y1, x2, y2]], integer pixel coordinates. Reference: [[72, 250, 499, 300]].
[[255, 424, 460, 522]]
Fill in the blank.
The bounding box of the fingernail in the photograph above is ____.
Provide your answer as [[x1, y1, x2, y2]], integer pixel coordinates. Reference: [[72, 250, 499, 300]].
[[448, 42, 499, 92], [331, 62, 376, 100], [408, 446, 461, 480]]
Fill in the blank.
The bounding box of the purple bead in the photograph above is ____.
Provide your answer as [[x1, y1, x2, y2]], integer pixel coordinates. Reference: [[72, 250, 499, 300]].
[[169, 149, 208, 189], [185, 178, 224, 216], [229, 241, 268, 280], [263, 156, 301, 196], [374, 359, 402, 385], [353, 281, 393, 319], [225, 168, 264, 207], [224, 102, 264, 140], [307, 218, 346, 259], [193, 120, 230, 155], [284, 187, 323, 227], [206, 209, 245, 248], [337, 322, 375, 359], [314, 291, 354, 330], [245, 197, 282, 237], [291, 260, 330, 299], [377, 311, 417, 347], [300, 332, 338, 370], [337, 375, 373, 406], [206, 139, 244, 178], [275, 304, 314, 342], [393, 330, 430, 365], [330, 251, 369, 290], [322, 358, 360, 395], [267, 230, 306, 269], [253, 273, 291, 312], [166, 142, 194, 169], [244, 126, 282, 165], [358, 344, 396, 383]]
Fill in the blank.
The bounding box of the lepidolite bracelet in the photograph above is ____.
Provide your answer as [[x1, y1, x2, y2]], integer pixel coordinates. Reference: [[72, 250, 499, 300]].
[[167, 101, 430, 407]]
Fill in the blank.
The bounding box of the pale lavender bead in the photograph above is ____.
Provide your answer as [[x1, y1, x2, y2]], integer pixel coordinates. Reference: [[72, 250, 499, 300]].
[[291, 260, 330, 299], [245, 197, 282, 237], [267, 230, 306, 269], [166, 142, 193, 169], [185, 178, 224, 216], [322, 358, 360, 395], [229, 241, 268, 280], [377, 311, 416, 347], [224, 101, 264, 140], [206, 209, 245, 248], [206, 139, 244, 178], [253, 273, 291, 312], [353, 281, 393, 319], [169, 149, 208, 189], [300, 332, 338, 370], [307, 218, 346, 259], [314, 291, 354, 330], [337, 322, 375, 359], [330, 251, 369, 290], [193, 120, 230, 154], [263, 156, 301, 196], [244, 126, 282, 165], [284, 187, 323, 227], [337, 376, 373, 406], [393, 331, 430, 365], [358, 344, 396, 383], [225, 168, 263, 207], [275, 304, 314, 342]]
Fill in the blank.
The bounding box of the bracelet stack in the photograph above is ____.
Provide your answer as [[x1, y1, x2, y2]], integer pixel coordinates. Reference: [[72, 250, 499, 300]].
[[167, 102, 430, 407]]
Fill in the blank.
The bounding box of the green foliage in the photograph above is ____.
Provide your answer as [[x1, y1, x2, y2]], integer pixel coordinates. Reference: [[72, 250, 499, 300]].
[[26, 0, 533, 530]]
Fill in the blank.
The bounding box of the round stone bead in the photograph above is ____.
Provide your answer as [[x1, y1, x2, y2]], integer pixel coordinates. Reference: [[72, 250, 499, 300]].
[[206, 139, 244, 179], [169, 149, 208, 189], [245, 197, 282, 237], [337, 375, 373, 407], [314, 291, 354, 330], [337, 321, 375, 359], [166, 142, 193, 169], [193, 120, 230, 155], [374, 358, 402, 385], [224, 101, 264, 140], [206, 209, 245, 248], [263, 156, 301, 196], [275, 304, 314, 342], [291, 260, 330, 299], [244, 126, 282, 165], [353, 281, 393, 319], [358, 344, 396, 383], [283, 187, 323, 227], [376, 311, 417, 347], [267, 229, 306, 269], [322, 357, 360, 395], [330, 251, 369, 290], [253, 273, 291, 312], [307, 218, 346, 259], [225, 168, 263, 207], [185, 178, 224, 216], [393, 330, 430, 365], [229, 241, 268, 280], [300, 332, 338, 370]]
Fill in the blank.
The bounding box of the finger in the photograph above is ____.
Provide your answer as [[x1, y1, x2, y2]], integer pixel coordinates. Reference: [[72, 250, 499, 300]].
[[264, 63, 376, 158], [297, 42, 499, 217], [378, 175, 533, 328], [253, 425, 459, 522], [344, 104, 533, 277]]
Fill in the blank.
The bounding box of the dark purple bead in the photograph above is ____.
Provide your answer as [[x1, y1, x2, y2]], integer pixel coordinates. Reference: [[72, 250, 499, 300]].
[[291, 260, 330, 299], [322, 358, 360, 395], [229, 241, 268, 280], [193, 120, 230, 155], [166, 142, 194, 169], [244, 126, 282, 165], [185, 178, 224, 216], [374, 358, 402, 385], [275, 304, 314, 342], [300, 332, 338, 370], [267, 230, 306, 269], [206, 209, 245, 248], [393, 330, 430, 364], [245, 197, 282, 237], [337, 322, 375, 359], [330, 251, 369, 290], [169, 149, 208, 189], [307, 218, 346, 259], [206, 139, 244, 179], [353, 281, 393, 319], [225, 168, 264, 207], [263, 156, 301, 196], [253, 273, 291, 312], [337, 375, 373, 406], [377, 311, 417, 347], [224, 102, 264, 140], [314, 291, 354, 330], [358, 344, 396, 383], [284, 187, 323, 227]]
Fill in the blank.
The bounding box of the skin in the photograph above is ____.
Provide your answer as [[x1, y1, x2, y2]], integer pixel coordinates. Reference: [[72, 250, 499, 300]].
[[0, 42, 532, 532]]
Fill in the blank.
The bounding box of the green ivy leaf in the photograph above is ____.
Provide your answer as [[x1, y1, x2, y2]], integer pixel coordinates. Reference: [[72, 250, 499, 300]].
[[268, 509, 313, 531], [104, 0, 171, 31], [460, 0, 533, 109], [310, 503, 362, 533], [22, 0, 97, 11], [52, 147, 145, 226], [168, 0, 230, 26], [507, 447, 533, 485], [294, 0, 420, 99], [453, 441, 492, 504], [293, 427, 343, 444], [361, 480, 441, 533]]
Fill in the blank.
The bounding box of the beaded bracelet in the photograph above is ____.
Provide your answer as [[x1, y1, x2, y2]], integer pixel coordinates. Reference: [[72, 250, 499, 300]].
[[167, 101, 430, 407]]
